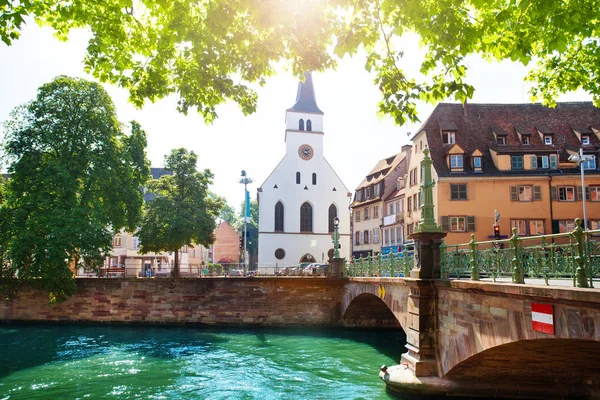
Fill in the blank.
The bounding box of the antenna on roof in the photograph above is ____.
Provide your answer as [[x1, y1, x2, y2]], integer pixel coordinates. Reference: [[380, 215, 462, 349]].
[[406, 132, 411, 136]]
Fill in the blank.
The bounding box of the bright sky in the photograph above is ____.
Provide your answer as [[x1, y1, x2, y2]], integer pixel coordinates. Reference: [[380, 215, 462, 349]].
[[0, 23, 591, 213]]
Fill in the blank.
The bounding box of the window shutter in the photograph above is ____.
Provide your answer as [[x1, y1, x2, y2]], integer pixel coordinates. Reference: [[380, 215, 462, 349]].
[[467, 216, 476, 231], [577, 186, 583, 201], [510, 186, 518, 201], [530, 155, 537, 169], [551, 220, 560, 234], [533, 186, 542, 201], [441, 216, 449, 231], [359, 231, 364, 245], [586, 186, 590, 200], [550, 154, 558, 169], [550, 186, 557, 201]]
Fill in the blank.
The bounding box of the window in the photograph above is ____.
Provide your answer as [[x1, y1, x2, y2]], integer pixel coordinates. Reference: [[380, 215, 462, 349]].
[[413, 194, 418, 210], [407, 197, 412, 212], [450, 155, 463, 169], [559, 220, 576, 233], [275, 248, 285, 260], [511, 220, 526, 236], [112, 235, 122, 247], [366, 186, 372, 198], [373, 228, 379, 244], [374, 205, 379, 218], [300, 202, 313, 232], [328, 204, 337, 233], [388, 203, 394, 215], [497, 136, 506, 145], [473, 157, 482, 169], [296, 172, 301, 184], [590, 186, 600, 201], [591, 221, 600, 230], [518, 186, 532, 201], [544, 135, 552, 145], [450, 184, 467, 200], [312, 173, 317, 185], [396, 200, 402, 213], [407, 223, 414, 236], [374, 183, 381, 196], [536, 156, 549, 169], [530, 220, 544, 235], [396, 226, 403, 243], [558, 186, 576, 202], [511, 155, 524, 170], [390, 227, 396, 245], [582, 136, 590, 145], [274, 201, 284, 232], [522, 136, 530, 145], [299, 119, 304, 131], [364, 206, 370, 220], [355, 210, 361, 222], [583, 158, 596, 170], [450, 217, 466, 232], [306, 119, 312, 131], [355, 232, 360, 245], [132, 236, 140, 250], [442, 131, 456, 144], [363, 230, 370, 244], [384, 229, 390, 245], [550, 154, 558, 169]]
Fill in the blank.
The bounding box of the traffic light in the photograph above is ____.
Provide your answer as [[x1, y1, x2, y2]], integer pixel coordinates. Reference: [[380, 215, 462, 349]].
[[493, 225, 500, 240]]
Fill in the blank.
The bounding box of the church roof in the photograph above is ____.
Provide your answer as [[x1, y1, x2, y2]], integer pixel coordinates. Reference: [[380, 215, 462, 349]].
[[287, 72, 323, 114]]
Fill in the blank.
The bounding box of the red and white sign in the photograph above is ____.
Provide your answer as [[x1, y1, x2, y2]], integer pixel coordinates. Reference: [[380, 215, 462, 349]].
[[531, 302, 554, 334]]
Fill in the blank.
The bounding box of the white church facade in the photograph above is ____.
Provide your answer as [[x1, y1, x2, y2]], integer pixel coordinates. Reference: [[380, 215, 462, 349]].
[[257, 73, 351, 274]]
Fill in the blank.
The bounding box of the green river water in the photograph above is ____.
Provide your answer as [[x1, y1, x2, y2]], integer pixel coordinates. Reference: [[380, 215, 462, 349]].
[[0, 324, 406, 399]]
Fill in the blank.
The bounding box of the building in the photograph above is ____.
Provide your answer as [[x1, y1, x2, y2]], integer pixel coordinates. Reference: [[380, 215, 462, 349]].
[[257, 72, 351, 273], [211, 221, 240, 266], [350, 148, 410, 258], [406, 102, 600, 244]]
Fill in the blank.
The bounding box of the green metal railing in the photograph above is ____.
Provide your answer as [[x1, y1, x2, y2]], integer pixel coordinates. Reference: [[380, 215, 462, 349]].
[[345, 250, 414, 278], [440, 218, 599, 288]]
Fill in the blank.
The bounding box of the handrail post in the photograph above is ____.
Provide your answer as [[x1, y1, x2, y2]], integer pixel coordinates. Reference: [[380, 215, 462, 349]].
[[572, 218, 589, 288], [378, 253, 382, 277], [510, 227, 525, 284], [440, 242, 448, 279], [469, 234, 480, 281]]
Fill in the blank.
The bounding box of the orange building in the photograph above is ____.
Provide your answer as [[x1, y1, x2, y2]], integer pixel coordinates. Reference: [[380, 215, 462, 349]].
[[212, 221, 241, 264], [405, 102, 600, 245]]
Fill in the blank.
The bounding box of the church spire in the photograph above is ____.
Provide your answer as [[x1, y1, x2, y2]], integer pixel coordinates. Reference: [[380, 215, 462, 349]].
[[287, 72, 323, 114]]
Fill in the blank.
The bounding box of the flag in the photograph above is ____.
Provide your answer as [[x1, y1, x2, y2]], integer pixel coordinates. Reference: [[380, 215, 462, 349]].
[[245, 190, 251, 221]]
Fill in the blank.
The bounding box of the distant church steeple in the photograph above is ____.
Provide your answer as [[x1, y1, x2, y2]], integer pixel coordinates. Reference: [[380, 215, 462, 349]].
[[287, 72, 323, 114]]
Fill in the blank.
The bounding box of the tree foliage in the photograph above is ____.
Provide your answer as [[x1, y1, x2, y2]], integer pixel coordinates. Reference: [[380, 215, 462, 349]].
[[3, 0, 599, 124], [137, 148, 224, 277], [0, 76, 150, 302], [219, 203, 240, 228]]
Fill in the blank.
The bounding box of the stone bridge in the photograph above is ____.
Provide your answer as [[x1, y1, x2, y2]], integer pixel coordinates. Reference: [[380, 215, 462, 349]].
[[342, 277, 600, 399]]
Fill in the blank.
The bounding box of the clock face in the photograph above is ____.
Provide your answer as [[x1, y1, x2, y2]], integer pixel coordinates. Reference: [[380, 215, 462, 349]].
[[298, 144, 314, 160]]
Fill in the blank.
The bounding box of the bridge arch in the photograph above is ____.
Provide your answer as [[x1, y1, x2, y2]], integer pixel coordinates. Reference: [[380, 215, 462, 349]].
[[343, 293, 401, 329], [445, 338, 600, 384]]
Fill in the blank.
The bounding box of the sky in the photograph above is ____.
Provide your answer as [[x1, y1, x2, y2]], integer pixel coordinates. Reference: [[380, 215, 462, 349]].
[[0, 23, 591, 213]]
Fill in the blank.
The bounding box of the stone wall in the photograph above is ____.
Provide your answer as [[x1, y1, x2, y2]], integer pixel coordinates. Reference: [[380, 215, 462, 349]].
[[0, 278, 345, 326]]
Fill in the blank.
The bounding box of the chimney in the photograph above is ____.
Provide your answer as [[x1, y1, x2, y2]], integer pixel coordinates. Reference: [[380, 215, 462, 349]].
[[463, 100, 468, 117]]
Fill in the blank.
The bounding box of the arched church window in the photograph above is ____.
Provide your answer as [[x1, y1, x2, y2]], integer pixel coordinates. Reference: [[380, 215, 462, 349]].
[[312, 173, 317, 185], [300, 202, 313, 232], [296, 172, 301, 184], [274, 201, 284, 232], [299, 119, 305, 131], [328, 204, 337, 233], [307, 119, 312, 131]]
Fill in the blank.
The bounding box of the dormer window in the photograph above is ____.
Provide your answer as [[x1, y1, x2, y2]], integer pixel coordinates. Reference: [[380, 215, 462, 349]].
[[522, 136, 530, 145], [442, 131, 456, 144], [582, 136, 590, 145], [473, 156, 482, 170], [544, 136, 552, 145], [450, 155, 463, 169], [497, 136, 506, 145]]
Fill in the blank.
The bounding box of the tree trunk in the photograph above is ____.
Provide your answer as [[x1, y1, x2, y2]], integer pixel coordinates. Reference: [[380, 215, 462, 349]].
[[173, 249, 180, 278]]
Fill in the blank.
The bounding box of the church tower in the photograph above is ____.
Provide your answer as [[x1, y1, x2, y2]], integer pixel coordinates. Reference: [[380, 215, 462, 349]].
[[257, 73, 351, 273]]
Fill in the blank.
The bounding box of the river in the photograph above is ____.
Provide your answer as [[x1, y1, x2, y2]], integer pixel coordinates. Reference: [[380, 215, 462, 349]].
[[0, 324, 406, 399]]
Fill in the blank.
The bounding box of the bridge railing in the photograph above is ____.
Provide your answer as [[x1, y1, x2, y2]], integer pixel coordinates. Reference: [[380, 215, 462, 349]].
[[440, 218, 599, 288], [345, 250, 414, 278]]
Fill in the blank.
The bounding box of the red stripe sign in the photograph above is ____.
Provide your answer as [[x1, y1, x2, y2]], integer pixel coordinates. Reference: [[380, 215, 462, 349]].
[[531, 302, 554, 334]]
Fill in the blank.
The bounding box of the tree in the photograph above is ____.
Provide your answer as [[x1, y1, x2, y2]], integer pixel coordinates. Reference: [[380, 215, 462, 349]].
[[0, 76, 150, 302], [219, 203, 240, 228], [3, 1, 600, 124], [237, 199, 258, 260], [137, 148, 224, 277]]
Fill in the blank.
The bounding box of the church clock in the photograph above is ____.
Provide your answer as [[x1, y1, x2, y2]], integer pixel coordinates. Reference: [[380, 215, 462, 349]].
[[298, 144, 314, 160]]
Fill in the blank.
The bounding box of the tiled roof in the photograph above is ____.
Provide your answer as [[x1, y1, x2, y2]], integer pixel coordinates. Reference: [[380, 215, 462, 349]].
[[418, 102, 600, 177], [350, 153, 405, 208]]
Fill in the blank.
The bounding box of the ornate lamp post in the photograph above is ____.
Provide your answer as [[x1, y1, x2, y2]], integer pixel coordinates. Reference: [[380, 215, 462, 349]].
[[333, 217, 340, 258], [239, 170, 254, 274]]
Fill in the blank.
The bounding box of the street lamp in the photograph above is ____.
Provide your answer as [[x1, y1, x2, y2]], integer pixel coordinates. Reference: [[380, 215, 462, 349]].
[[333, 217, 340, 258], [239, 170, 254, 274], [568, 148, 595, 232]]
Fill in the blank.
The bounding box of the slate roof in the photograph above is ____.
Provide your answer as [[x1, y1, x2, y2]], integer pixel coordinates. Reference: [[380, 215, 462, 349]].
[[287, 72, 323, 114], [414, 102, 600, 177], [350, 153, 404, 207]]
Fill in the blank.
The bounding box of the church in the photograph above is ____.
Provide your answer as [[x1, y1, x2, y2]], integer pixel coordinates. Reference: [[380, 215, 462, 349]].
[[257, 72, 351, 274]]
